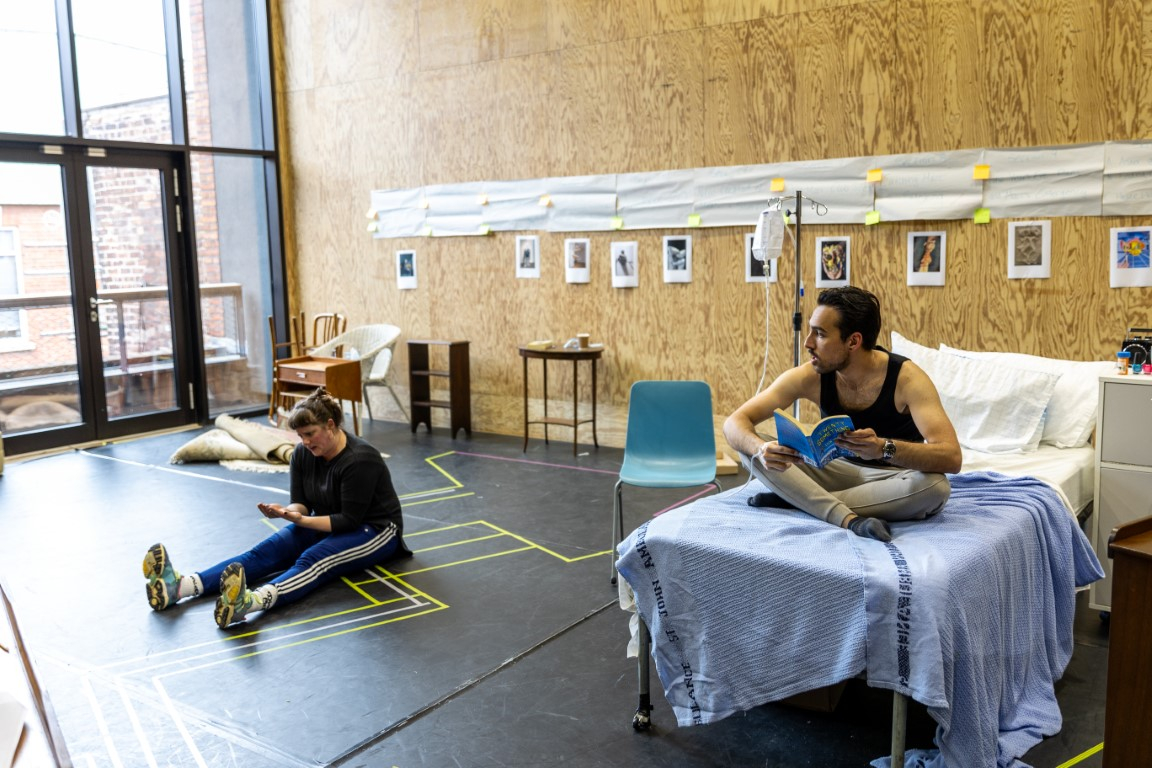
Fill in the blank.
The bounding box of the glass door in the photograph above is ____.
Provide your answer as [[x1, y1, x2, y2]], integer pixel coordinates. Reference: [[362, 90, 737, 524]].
[[0, 148, 197, 453]]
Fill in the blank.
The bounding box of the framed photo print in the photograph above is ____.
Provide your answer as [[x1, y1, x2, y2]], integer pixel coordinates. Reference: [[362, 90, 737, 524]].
[[815, 237, 849, 288], [1109, 226, 1152, 288], [565, 238, 591, 284], [610, 241, 638, 288], [396, 249, 417, 290], [745, 233, 777, 283], [1007, 221, 1050, 279], [516, 235, 540, 279], [663, 235, 692, 283], [907, 231, 946, 286]]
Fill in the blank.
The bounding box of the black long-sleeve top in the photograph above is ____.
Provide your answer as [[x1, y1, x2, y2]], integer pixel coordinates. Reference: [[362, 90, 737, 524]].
[[289, 432, 406, 542]]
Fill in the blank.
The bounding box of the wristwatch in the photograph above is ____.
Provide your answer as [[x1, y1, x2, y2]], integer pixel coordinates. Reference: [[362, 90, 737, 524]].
[[881, 438, 897, 461]]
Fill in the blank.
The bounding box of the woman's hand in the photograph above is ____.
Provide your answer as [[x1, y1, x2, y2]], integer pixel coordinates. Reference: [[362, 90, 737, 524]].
[[257, 503, 303, 523]]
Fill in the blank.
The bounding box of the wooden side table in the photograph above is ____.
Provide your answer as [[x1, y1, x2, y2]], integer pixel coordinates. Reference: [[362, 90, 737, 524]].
[[276, 355, 362, 434], [519, 345, 603, 455], [408, 340, 471, 438], [1103, 514, 1152, 767]]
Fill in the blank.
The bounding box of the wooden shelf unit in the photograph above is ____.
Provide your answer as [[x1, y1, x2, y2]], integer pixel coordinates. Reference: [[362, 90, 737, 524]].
[[408, 340, 471, 438]]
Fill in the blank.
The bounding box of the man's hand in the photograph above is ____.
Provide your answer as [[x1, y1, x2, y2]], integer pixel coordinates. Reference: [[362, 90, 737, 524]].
[[834, 428, 883, 461], [756, 440, 803, 472]]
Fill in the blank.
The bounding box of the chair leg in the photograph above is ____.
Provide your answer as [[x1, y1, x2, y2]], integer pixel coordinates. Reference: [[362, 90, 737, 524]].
[[363, 383, 374, 422], [389, 384, 409, 421], [634, 615, 652, 731], [891, 691, 907, 765], [611, 479, 624, 585]]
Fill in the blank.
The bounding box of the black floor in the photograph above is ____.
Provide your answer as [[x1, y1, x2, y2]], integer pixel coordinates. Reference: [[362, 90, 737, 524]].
[[0, 420, 1108, 767]]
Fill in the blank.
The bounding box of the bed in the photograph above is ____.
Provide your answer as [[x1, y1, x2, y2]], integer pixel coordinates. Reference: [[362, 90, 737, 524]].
[[615, 338, 1112, 768]]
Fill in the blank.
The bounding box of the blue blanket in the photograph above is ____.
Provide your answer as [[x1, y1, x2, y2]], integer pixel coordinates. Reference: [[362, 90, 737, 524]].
[[615, 472, 1103, 768]]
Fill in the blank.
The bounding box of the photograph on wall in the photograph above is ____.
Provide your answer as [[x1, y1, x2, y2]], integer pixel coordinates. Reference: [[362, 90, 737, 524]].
[[565, 238, 591, 284], [907, 231, 946, 286], [610, 241, 639, 288], [663, 235, 692, 283], [815, 237, 850, 288], [745, 233, 777, 284], [1007, 220, 1051, 279], [1109, 226, 1152, 288], [516, 235, 540, 279], [396, 249, 417, 290]]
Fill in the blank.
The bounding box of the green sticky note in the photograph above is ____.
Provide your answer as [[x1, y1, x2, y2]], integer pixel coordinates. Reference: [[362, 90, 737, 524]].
[[974, 208, 991, 224], [478, 224, 491, 235], [610, 216, 624, 230], [688, 213, 702, 227], [422, 225, 433, 237], [864, 210, 881, 226]]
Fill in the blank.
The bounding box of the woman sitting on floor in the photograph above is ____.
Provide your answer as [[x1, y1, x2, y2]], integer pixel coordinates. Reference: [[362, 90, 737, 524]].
[[142, 387, 410, 628]]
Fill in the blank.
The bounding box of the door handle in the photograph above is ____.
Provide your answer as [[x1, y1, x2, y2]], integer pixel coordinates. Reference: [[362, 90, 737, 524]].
[[89, 296, 114, 307]]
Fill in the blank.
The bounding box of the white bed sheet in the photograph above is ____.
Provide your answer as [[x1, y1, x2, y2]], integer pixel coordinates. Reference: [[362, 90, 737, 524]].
[[960, 444, 1095, 516]]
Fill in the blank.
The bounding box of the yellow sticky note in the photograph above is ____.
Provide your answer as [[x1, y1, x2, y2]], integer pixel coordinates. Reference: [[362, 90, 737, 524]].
[[610, 216, 624, 230], [478, 224, 491, 235], [539, 194, 552, 207], [477, 194, 488, 206], [419, 199, 429, 209], [973, 164, 990, 180], [974, 207, 991, 224], [864, 210, 881, 226], [366, 222, 378, 233], [770, 177, 785, 192], [366, 208, 378, 219], [422, 225, 433, 237], [867, 168, 883, 183], [688, 213, 702, 227]]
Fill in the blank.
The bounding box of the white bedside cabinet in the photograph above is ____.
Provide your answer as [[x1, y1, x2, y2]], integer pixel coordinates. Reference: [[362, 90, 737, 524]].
[[1090, 374, 1152, 613]]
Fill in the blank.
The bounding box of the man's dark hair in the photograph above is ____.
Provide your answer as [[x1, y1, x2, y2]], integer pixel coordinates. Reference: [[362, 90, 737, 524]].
[[816, 286, 882, 349]]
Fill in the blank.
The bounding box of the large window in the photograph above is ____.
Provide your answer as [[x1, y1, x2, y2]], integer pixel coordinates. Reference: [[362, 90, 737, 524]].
[[0, 0, 283, 450], [0, 228, 22, 340], [0, 3, 65, 136], [73, 0, 173, 143]]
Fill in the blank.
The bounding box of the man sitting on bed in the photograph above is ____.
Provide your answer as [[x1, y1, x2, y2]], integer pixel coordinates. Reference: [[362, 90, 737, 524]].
[[723, 286, 962, 541]]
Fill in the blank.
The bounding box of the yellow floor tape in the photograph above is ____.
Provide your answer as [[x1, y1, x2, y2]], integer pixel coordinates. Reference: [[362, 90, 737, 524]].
[[1055, 742, 1103, 768]]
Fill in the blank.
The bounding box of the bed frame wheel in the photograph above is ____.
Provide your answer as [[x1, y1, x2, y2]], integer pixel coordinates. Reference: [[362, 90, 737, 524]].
[[632, 710, 651, 731]]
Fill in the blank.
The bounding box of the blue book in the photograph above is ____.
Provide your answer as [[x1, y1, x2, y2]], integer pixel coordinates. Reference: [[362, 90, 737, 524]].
[[773, 408, 854, 468]]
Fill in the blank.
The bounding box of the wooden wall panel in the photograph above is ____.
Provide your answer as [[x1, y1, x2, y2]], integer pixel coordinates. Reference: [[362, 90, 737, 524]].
[[417, 0, 550, 70], [275, 0, 1152, 448], [703, 17, 797, 166], [794, 2, 901, 160], [310, 0, 419, 87], [555, 30, 706, 175], [546, 0, 701, 50]]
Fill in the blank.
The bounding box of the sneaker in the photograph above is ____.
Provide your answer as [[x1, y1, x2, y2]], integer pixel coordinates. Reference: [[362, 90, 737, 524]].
[[214, 562, 254, 628], [143, 543, 181, 611]]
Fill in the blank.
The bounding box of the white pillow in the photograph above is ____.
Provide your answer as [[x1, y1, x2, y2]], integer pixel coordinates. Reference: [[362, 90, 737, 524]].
[[890, 331, 1059, 453], [940, 344, 1113, 448]]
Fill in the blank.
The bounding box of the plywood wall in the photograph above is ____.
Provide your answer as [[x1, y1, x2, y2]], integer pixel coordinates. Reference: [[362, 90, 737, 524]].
[[272, 0, 1152, 447]]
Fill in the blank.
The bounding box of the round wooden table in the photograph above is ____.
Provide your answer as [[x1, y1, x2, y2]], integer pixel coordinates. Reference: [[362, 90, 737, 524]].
[[519, 345, 604, 454]]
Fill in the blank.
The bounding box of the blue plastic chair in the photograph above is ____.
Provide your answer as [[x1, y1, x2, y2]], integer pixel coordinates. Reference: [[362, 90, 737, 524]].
[[611, 380, 721, 582]]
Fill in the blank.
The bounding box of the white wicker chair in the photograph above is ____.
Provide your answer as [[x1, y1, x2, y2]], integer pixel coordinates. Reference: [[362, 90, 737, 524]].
[[312, 324, 407, 433]]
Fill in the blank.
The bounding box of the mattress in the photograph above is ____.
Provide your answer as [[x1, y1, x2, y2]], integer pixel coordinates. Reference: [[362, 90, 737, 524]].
[[959, 444, 1095, 515]]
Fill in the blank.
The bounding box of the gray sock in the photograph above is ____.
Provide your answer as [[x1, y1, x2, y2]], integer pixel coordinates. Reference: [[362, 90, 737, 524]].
[[848, 516, 892, 542]]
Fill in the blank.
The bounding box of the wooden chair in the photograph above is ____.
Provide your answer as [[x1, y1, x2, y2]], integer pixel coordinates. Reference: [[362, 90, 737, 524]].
[[294, 312, 347, 355], [268, 315, 301, 423]]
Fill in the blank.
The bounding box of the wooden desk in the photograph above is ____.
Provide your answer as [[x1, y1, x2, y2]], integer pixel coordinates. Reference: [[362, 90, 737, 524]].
[[1103, 514, 1152, 767], [276, 355, 362, 434], [519, 345, 603, 455]]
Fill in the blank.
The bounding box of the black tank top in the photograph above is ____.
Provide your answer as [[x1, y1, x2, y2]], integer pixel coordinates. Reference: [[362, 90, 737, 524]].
[[819, 349, 924, 444]]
